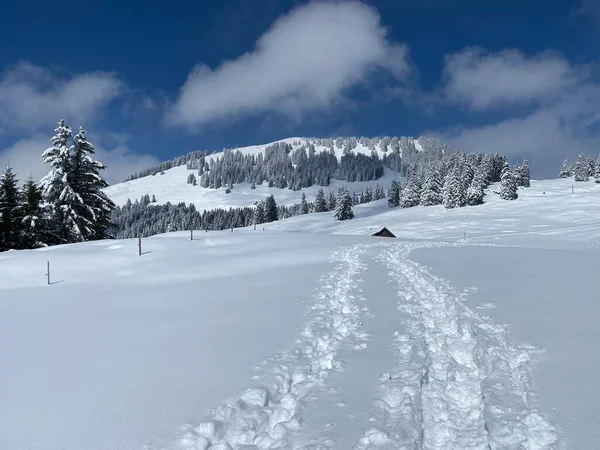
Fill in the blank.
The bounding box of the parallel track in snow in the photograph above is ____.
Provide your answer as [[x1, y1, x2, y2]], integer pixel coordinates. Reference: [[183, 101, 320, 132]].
[[166, 241, 562, 450], [357, 242, 562, 450]]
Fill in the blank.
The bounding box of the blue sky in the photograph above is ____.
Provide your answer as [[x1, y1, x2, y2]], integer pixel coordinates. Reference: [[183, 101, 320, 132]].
[[0, 0, 598, 182]]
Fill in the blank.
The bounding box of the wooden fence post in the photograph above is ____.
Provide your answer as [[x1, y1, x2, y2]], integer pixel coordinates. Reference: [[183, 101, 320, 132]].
[[138, 236, 142, 256], [190, 230, 193, 241], [46, 261, 50, 285]]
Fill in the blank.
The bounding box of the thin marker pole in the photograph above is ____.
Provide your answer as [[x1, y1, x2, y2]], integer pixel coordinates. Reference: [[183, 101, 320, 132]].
[[46, 261, 50, 285]]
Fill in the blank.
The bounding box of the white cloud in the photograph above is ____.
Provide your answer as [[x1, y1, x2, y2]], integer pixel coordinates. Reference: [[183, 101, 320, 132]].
[[0, 133, 160, 185], [167, 0, 409, 128], [0, 62, 124, 131], [429, 47, 600, 178], [442, 48, 580, 110], [434, 81, 600, 178]]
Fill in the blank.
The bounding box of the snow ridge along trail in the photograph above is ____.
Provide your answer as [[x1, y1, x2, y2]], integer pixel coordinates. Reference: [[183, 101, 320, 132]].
[[357, 241, 562, 450], [174, 244, 371, 450]]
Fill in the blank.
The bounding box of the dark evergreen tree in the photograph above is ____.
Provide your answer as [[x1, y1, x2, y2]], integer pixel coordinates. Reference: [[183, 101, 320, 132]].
[[387, 180, 401, 207], [517, 160, 531, 187], [0, 165, 22, 251], [595, 155, 600, 183], [500, 162, 518, 200], [362, 185, 373, 203], [334, 188, 354, 221], [328, 191, 337, 210], [300, 193, 309, 214], [19, 177, 47, 249], [253, 201, 265, 225], [313, 188, 328, 212], [264, 195, 278, 222]]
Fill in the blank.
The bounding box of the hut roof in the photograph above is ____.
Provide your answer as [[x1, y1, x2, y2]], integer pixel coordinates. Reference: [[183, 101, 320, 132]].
[[371, 227, 396, 238]]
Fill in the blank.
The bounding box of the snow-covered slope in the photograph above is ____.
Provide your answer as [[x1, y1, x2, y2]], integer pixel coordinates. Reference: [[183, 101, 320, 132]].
[[2, 177, 599, 450], [104, 137, 419, 208]]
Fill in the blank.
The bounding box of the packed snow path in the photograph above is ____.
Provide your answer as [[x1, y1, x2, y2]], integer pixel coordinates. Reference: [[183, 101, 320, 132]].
[[171, 241, 562, 450]]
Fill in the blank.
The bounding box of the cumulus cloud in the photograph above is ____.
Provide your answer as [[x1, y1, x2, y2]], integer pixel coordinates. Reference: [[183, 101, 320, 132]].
[[442, 48, 580, 110], [0, 133, 160, 185], [0, 62, 124, 131], [167, 0, 409, 128]]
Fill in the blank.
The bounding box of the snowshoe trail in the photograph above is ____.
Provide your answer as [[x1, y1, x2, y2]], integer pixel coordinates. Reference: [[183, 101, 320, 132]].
[[173, 244, 372, 450], [165, 241, 562, 450], [357, 242, 562, 450]]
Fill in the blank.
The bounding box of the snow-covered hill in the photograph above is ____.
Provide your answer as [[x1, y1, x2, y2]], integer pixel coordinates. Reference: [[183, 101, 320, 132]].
[[2, 177, 599, 450], [104, 136, 426, 209]]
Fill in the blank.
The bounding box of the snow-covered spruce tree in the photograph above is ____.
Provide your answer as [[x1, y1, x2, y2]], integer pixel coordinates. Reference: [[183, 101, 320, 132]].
[[362, 185, 373, 203], [19, 176, 47, 249], [70, 127, 116, 240], [334, 187, 354, 221], [595, 155, 600, 183], [328, 191, 336, 210], [40, 121, 115, 242], [400, 177, 421, 208], [517, 160, 531, 187], [466, 178, 485, 206], [313, 188, 328, 212], [263, 195, 278, 223], [420, 169, 442, 206], [387, 179, 401, 207], [300, 193, 309, 214], [573, 154, 590, 182], [442, 169, 463, 209], [559, 158, 571, 178], [500, 162, 518, 200], [374, 183, 386, 200], [0, 165, 22, 251], [253, 201, 265, 225]]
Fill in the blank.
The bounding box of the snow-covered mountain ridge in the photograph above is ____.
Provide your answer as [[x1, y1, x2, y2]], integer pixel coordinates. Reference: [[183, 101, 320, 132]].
[[103, 136, 440, 210]]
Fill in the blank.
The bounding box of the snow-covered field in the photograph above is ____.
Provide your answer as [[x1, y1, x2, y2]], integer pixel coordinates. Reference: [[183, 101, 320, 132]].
[[2, 177, 599, 449]]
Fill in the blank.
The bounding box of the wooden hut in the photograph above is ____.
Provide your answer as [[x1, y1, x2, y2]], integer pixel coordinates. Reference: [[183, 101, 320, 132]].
[[371, 227, 396, 238]]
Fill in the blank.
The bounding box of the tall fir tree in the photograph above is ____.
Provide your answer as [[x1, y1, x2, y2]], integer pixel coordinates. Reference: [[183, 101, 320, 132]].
[[253, 201, 265, 225], [420, 170, 442, 206], [559, 158, 571, 178], [517, 160, 531, 187], [71, 127, 116, 240], [500, 162, 518, 200], [362, 185, 373, 203], [573, 154, 590, 182], [595, 155, 600, 183], [313, 188, 328, 212], [387, 180, 401, 207], [40, 121, 115, 242], [328, 191, 337, 210], [334, 187, 354, 220], [19, 176, 47, 249], [442, 169, 463, 209], [374, 183, 386, 200], [400, 178, 421, 208], [263, 195, 278, 222], [40, 120, 73, 243], [466, 179, 485, 206], [300, 192, 309, 214], [0, 165, 22, 251]]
